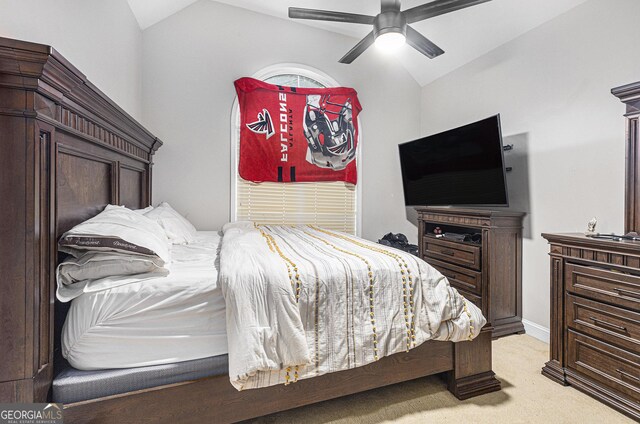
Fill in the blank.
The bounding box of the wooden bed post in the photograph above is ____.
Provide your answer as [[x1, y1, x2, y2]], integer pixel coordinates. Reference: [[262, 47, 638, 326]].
[[447, 326, 501, 400]]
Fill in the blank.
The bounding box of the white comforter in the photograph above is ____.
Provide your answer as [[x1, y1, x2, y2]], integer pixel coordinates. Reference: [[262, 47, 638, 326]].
[[219, 222, 486, 391]]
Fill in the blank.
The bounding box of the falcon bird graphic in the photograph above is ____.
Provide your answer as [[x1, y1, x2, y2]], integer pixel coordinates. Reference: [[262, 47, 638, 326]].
[[246, 108, 275, 139]]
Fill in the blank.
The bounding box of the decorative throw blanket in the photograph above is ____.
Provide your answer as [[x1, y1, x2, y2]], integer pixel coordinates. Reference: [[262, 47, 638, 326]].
[[234, 77, 361, 184], [219, 222, 486, 391]]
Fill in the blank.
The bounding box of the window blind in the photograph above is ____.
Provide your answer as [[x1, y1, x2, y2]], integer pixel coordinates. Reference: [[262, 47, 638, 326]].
[[234, 72, 357, 234], [237, 180, 357, 233]]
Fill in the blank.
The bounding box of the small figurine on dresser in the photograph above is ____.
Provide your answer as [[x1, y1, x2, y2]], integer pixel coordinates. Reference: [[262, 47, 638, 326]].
[[587, 217, 597, 234]]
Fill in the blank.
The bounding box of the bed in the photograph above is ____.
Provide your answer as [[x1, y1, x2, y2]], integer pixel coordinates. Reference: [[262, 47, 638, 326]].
[[0, 36, 500, 423]]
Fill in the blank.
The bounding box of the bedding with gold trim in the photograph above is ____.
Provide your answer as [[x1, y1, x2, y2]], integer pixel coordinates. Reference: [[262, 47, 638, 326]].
[[219, 222, 486, 390]]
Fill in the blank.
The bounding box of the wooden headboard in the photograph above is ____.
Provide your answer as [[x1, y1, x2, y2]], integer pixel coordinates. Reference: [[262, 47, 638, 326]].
[[0, 37, 162, 402], [55, 119, 153, 236]]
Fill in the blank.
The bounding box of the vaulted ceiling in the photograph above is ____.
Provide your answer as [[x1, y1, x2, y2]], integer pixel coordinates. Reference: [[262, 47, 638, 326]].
[[126, 0, 589, 86]]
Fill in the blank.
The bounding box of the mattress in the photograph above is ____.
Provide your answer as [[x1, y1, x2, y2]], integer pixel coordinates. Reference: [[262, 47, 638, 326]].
[[52, 354, 228, 404], [61, 231, 227, 370]]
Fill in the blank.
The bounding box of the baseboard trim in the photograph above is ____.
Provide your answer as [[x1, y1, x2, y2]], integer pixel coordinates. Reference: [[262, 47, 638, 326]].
[[522, 319, 550, 343]]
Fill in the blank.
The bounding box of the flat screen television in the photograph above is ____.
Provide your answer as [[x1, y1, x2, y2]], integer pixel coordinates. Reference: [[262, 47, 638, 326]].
[[399, 115, 508, 207]]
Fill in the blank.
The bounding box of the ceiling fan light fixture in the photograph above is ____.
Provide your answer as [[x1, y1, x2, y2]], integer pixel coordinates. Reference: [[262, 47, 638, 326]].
[[374, 31, 406, 52], [289, 0, 490, 63]]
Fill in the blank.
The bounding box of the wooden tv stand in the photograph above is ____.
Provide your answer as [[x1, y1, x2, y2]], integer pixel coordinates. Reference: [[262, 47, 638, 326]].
[[417, 207, 525, 338]]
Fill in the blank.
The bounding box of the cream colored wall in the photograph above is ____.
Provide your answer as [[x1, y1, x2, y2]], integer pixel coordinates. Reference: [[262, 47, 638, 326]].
[[420, 0, 640, 332], [142, 0, 422, 241], [0, 0, 143, 119]]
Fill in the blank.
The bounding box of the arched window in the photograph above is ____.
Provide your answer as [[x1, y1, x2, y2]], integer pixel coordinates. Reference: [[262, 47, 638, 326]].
[[230, 64, 361, 235]]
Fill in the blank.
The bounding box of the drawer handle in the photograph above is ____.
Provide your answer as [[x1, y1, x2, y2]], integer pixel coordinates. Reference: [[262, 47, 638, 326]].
[[616, 369, 640, 385], [589, 316, 627, 333], [614, 287, 640, 300], [440, 249, 456, 256]]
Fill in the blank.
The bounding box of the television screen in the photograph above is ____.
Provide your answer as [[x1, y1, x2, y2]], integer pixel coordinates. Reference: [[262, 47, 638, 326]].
[[399, 115, 508, 207]]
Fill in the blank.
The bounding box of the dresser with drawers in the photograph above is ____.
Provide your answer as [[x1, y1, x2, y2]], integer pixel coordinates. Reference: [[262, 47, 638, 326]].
[[542, 233, 640, 420], [417, 207, 525, 338]]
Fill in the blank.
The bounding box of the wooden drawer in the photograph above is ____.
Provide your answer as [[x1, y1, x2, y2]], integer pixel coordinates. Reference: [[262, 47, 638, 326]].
[[565, 263, 640, 311], [423, 237, 481, 271], [454, 287, 483, 312], [428, 257, 482, 295], [567, 330, 640, 402], [566, 294, 640, 354]]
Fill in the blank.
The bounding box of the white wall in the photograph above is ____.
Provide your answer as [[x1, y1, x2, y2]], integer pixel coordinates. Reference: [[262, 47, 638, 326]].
[[420, 0, 640, 330], [142, 0, 422, 241], [0, 0, 143, 119]]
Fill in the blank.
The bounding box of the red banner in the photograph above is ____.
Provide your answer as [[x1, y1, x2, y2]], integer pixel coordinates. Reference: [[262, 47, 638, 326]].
[[234, 77, 361, 184]]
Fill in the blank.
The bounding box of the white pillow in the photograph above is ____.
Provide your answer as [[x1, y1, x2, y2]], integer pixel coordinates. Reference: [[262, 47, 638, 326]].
[[59, 205, 170, 263], [145, 202, 197, 244], [56, 252, 169, 302], [135, 206, 154, 214]]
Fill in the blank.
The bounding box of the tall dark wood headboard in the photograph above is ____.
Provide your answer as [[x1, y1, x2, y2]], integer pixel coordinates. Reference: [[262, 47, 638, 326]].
[[0, 36, 162, 403]]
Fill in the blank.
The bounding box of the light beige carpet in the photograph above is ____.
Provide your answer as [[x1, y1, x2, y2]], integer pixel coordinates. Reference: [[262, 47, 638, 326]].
[[247, 335, 633, 423]]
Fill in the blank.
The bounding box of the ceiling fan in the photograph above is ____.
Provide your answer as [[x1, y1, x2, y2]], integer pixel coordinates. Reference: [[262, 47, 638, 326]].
[[288, 0, 491, 64]]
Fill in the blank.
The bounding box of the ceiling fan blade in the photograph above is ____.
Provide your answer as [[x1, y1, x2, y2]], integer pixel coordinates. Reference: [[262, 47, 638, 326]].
[[405, 25, 444, 59], [403, 0, 492, 24], [288, 7, 375, 25], [381, 0, 401, 13], [339, 31, 375, 64]]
